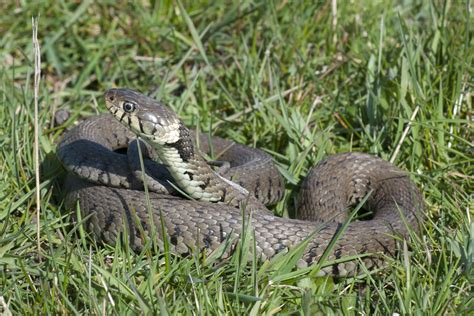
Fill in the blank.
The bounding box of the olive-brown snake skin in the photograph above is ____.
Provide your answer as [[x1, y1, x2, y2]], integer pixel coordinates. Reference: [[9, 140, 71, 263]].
[[57, 88, 425, 276]]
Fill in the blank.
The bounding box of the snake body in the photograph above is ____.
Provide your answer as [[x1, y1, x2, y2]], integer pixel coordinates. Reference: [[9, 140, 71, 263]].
[[57, 88, 425, 276]]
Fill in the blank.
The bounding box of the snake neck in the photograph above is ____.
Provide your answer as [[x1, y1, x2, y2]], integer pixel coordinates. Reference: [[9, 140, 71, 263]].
[[151, 123, 252, 206]]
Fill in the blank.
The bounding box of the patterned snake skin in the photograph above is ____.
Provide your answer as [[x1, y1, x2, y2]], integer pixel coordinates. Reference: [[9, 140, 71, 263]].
[[57, 89, 425, 276]]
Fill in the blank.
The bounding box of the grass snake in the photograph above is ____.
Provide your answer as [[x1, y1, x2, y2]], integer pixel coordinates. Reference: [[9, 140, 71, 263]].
[[57, 88, 425, 276]]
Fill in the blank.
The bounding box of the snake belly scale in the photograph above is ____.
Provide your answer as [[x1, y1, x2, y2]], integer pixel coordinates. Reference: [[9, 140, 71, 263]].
[[57, 88, 425, 276]]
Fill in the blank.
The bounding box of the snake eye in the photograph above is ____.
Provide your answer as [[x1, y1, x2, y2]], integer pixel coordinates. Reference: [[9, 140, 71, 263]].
[[123, 101, 136, 113]]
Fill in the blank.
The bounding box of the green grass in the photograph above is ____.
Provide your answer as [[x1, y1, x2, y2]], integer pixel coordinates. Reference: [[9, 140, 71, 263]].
[[1, 0, 472, 314]]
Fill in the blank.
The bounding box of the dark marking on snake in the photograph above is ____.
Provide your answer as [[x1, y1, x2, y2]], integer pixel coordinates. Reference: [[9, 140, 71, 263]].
[[254, 177, 261, 198], [218, 223, 227, 242], [164, 123, 194, 162], [167, 138, 192, 162], [184, 171, 194, 181], [203, 231, 214, 248], [198, 177, 211, 190], [119, 111, 126, 123], [267, 177, 273, 203], [332, 262, 340, 275]]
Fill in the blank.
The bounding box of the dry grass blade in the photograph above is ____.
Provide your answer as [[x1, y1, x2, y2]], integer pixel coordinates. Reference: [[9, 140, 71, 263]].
[[390, 105, 420, 164], [32, 16, 42, 257]]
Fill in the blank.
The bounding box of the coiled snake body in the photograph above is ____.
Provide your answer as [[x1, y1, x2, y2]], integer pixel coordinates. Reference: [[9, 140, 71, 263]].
[[57, 88, 424, 276]]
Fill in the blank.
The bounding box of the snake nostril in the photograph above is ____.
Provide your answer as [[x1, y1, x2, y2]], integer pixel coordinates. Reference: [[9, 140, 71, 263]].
[[108, 95, 115, 101]]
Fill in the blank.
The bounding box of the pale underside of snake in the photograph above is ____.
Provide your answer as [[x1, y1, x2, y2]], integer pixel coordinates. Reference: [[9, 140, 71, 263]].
[[57, 88, 425, 276]]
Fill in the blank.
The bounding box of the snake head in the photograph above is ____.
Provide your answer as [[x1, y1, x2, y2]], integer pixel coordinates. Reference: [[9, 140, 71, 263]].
[[104, 88, 181, 145]]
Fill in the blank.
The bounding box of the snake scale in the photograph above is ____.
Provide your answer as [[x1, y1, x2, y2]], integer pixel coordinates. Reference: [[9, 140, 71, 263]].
[[57, 88, 425, 276]]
